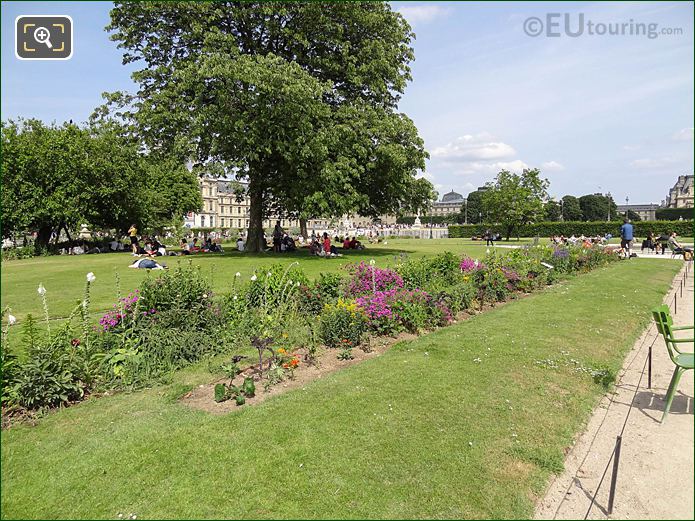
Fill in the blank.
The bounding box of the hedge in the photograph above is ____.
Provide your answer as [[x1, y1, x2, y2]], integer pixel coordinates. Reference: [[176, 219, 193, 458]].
[[655, 208, 694, 221], [448, 220, 695, 239]]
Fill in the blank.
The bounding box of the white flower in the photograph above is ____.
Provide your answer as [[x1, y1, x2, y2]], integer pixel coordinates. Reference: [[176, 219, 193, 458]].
[[37, 284, 46, 296], [233, 295, 238, 300], [251, 274, 257, 281], [486, 248, 490, 254], [202, 293, 208, 299], [288, 279, 293, 285], [7, 314, 16, 326], [235, 272, 241, 277], [369, 259, 375, 266], [267, 272, 272, 277], [86, 272, 96, 283], [296, 281, 300, 287], [82, 300, 88, 309], [384, 241, 388, 245]]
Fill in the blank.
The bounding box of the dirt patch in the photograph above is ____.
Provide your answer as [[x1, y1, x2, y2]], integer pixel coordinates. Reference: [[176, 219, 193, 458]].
[[180, 331, 418, 414]]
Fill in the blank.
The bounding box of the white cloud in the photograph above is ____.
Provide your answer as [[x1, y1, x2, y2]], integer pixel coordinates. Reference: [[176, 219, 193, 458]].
[[431, 133, 516, 161], [541, 161, 565, 171], [622, 144, 640, 151], [630, 157, 676, 169], [673, 128, 694, 141], [454, 159, 530, 176], [397, 5, 449, 25]]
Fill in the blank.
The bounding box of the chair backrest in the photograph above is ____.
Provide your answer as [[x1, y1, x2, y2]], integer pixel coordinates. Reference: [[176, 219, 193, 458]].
[[652, 305, 679, 362]]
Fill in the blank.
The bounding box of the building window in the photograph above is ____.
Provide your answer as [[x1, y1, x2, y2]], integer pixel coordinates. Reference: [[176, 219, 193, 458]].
[[237, 219, 241, 227], [245, 219, 249, 227], [210, 216, 214, 227], [201, 215, 206, 227]]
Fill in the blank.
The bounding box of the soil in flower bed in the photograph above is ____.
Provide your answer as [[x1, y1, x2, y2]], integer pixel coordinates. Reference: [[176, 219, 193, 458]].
[[179, 295, 531, 414]]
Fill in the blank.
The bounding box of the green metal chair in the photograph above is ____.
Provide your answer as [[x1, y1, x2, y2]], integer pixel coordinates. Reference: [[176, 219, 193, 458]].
[[652, 305, 694, 423]]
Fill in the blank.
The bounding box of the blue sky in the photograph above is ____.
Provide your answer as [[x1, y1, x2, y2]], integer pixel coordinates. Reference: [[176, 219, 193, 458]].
[[2, 1, 693, 205]]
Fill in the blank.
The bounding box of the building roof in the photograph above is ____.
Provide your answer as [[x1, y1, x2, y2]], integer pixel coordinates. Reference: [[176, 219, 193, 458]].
[[441, 190, 464, 203]]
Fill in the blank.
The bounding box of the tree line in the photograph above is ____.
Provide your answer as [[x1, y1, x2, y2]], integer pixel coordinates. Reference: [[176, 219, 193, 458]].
[[3, 2, 435, 253]]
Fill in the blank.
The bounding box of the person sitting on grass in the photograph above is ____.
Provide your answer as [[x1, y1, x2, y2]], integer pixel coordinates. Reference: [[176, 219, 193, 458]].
[[179, 238, 191, 255], [236, 237, 245, 252], [343, 236, 351, 250], [283, 233, 296, 252], [128, 258, 168, 270], [349, 237, 364, 250], [190, 238, 201, 253]]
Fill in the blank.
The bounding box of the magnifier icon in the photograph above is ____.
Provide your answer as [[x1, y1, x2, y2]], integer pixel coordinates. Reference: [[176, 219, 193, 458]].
[[33, 26, 53, 49]]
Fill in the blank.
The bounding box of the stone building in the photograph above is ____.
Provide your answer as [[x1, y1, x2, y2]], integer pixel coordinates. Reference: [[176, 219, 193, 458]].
[[664, 175, 694, 209], [430, 190, 465, 217]]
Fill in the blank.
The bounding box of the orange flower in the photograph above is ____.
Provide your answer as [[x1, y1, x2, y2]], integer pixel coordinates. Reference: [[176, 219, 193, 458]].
[[290, 358, 299, 368], [282, 363, 289, 369]]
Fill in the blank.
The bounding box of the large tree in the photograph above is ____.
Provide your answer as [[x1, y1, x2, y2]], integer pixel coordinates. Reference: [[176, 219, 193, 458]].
[[560, 195, 583, 221], [104, 2, 432, 251], [1, 119, 201, 250], [544, 200, 562, 221], [481, 169, 549, 240], [578, 193, 619, 222]]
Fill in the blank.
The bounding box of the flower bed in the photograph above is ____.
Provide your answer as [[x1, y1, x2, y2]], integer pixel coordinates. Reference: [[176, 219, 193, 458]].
[[1, 244, 619, 419]]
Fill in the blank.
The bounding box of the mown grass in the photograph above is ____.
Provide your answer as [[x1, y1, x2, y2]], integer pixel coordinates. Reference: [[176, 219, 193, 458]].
[[0, 259, 680, 519]]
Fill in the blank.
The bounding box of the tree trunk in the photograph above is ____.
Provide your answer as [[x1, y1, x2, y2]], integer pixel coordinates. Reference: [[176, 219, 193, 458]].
[[245, 178, 265, 253], [299, 218, 308, 240], [63, 224, 73, 242], [35, 224, 53, 253], [506, 225, 513, 241]]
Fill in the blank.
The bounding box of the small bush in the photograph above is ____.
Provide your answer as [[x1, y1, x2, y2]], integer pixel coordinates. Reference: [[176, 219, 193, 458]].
[[319, 299, 367, 348]]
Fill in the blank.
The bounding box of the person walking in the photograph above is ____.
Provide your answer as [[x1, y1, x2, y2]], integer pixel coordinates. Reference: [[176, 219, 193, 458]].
[[620, 218, 634, 259], [128, 224, 139, 255], [485, 228, 493, 247]]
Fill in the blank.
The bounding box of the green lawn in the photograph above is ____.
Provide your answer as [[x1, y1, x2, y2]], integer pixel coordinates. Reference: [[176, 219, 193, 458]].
[[1, 239, 528, 323], [1, 259, 680, 519]]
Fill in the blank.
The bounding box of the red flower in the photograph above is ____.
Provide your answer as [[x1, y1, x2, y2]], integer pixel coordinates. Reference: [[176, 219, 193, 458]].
[[71, 338, 81, 347]]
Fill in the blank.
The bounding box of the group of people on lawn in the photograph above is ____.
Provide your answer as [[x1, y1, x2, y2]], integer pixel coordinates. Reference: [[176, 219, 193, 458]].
[[233, 222, 365, 258]]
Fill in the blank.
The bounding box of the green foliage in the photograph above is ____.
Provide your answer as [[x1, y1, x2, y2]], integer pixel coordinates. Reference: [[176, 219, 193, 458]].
[[448, 220, 693, 239], [544, 200, 562, 221], [578, 193, 619, 222], [319, 300, 367, 349], [103, 3, 431, 251], [337, 348, 354, 361], [1, 246, 36, 261], [396, 252, 461, 290], [245, 263, 309, 310], [214, 377, 255, 405], [655, 208, 694, 221], [1, 119, 201, 247], [560, 195, 583, 221], [481, 169, 549, 239], [138, 261, 213, 314]]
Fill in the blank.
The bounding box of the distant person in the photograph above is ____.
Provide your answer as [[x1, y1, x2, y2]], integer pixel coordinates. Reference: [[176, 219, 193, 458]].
[[128, 258, 167, 270], [620, 218, 634, 258], [272, 221, 283, 253], [484, 229, 493, 247], [179, 238, 191, 255], [237, 237, 245, 252], [128, 224, 139, 255]]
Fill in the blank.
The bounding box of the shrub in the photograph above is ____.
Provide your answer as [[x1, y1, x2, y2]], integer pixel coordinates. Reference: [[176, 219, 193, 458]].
[[138, 261, 212, 315], [1, 246, 36, 261], [245, 263, 309, 310], [319, 299, 367, 348], [448, 220, 693, 239], [356, 288, 451, 335], [345, 262, 403, 296], [397, 252, 461, 290]]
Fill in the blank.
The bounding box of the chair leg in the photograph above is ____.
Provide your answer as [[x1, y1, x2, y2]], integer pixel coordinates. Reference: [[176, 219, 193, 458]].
[[661, 367, 684, 424]]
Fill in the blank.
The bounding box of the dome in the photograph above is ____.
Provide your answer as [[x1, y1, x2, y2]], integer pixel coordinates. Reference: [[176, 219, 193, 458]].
[[441, 190, 464, 203]]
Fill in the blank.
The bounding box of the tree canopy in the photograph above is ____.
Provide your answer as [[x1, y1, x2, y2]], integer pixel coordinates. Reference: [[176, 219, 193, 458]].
[[560, 195, 583, 221], [1, 119, 201, 249], [103, 1, 432, 251], [481, 169, 549, 240], [578, 193, 619, 222]]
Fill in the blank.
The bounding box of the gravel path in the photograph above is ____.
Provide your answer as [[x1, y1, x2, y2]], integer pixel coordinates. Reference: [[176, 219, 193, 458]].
[[535, 261, 694, 520]]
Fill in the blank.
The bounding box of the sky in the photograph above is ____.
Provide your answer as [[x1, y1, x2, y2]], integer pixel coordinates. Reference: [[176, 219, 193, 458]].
[[2, 1, 693, 205]]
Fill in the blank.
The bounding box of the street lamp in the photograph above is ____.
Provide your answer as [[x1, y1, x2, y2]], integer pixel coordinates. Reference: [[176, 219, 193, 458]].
[[607, 191, 611, 222], [560, 198, 564, 221], [625, 196, 629, 218], [464, 199, 468, 225]]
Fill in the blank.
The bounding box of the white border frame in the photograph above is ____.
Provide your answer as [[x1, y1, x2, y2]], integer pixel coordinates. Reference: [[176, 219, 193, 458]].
[[15, 15, 74, 61]]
